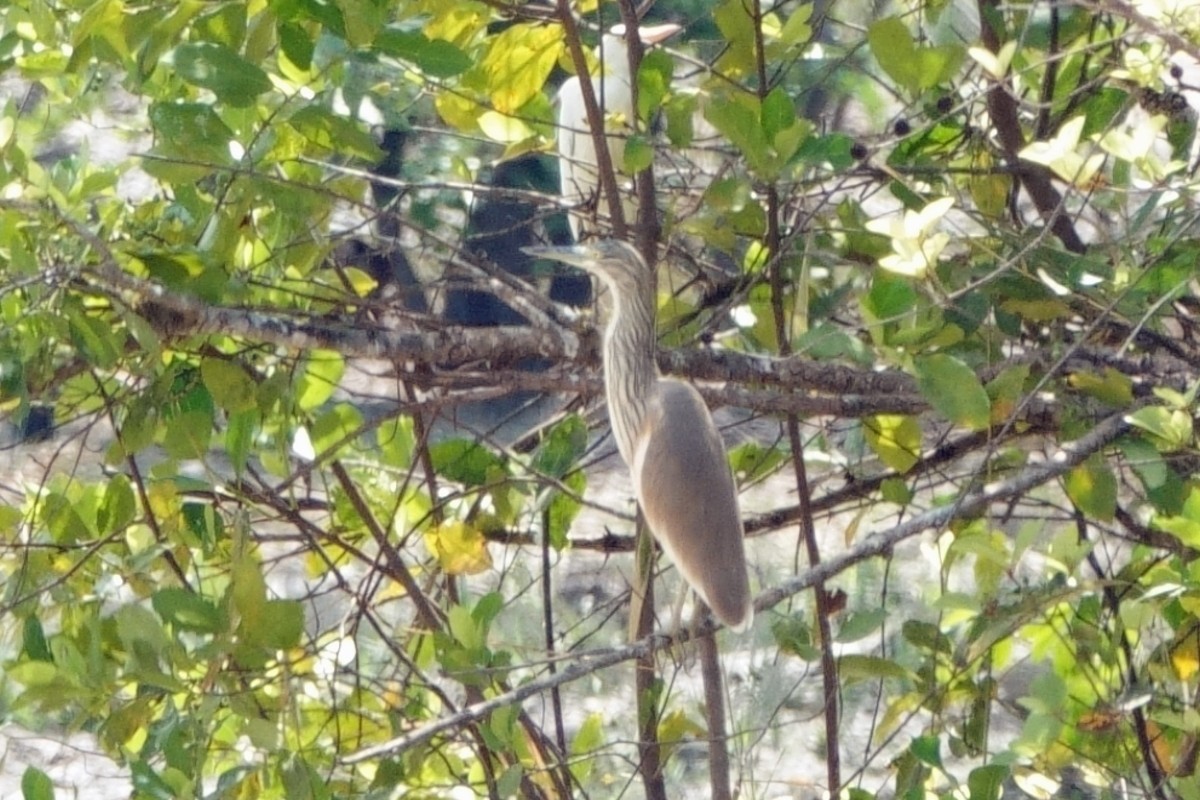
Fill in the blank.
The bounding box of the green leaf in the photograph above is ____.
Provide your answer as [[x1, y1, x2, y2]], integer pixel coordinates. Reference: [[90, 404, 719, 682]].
[[1126, 406, 1194, 452], [637, 49, 674, 119], [148, 102, 235, 168], [496, 765, 524, 797], [914, 354, 990, 430], [772, 614, 818, 660], [546, 470, 586, 550], [377, 416, 415, 468], [430, 439, 507, 487], [22, 615, 52, 662], [448, 603, 483, 651], [21, 766, 54, 800], [836, 609, 887, 642], [534, 414, 587, 479], [985, 363, 1030, 423], [376, 29, 473, 78], [310, 403, 363, 458], [868, 17, 964, 95], [201, 358, 258, 413], [761, 86, 796, 142], [967, 764, 1008, 800], [570, 713, 605, 783], [713, 0, 757, 75], [839, 654, 913, 683], [1063, 455, 1117, 521], [664, 92, 697, 147], [171, 43, 272, 107], [1068, 367, 1133, 407], [162, 408, 213, 460], [288, 106, 384, 161], [880, 477, 913, 505], [622, 135, 653, 173], [282, 754, 332, 800], [153, 588, 224, 634], [254, 600, 304, 649], [226, 408, 258, 478], [864, 414, 921, 473], [278, 22, 314, 70], [68, 312, 121, 369], [1152, 485, 1200, 548], [424, 520, 493, 575], [728, 441, 787, 482], [98, 473, 136, 535], [295, 350, 344, 410], [910, 734, 944, 769]]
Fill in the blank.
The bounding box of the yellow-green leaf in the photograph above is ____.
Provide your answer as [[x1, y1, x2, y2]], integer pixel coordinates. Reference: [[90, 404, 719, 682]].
[[480, 24, 563, 114], [864, 414, 921, 473], [1063, 455, 1117, 521], [1068, 368, 1134, 407], [425, 521, 493, 575], [201, 358, 258, 413]]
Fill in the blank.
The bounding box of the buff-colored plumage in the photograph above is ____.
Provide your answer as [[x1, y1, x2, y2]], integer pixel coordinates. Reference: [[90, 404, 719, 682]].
[[526, 240, 752, 631]]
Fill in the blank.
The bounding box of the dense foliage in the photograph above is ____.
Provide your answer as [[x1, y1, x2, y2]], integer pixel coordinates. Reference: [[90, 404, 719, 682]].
[[2, 0, 1200, 798]]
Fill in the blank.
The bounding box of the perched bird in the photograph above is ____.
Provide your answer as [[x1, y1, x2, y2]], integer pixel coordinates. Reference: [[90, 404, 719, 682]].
[[525, 239, 753, 631], [557, 23, 681, 241]]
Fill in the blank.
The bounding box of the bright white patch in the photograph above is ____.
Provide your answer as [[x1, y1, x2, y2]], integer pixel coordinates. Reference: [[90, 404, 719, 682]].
[[291, 426, 315, 462], [731, 304, 757, 328]]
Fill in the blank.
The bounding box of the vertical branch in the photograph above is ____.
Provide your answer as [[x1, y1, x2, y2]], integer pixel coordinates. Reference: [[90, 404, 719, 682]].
[[541, 507, 573, 797], [751, 0, 842, 793], [977, 0, 1087, 254], [615, 0, 661, 258], [698, 617, 733, 800], [555, 0, 628, 239], [631, 515, 668, 800]]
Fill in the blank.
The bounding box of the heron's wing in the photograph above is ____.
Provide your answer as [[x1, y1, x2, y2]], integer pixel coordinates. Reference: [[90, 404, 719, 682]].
[[632, 379, 752, 630]]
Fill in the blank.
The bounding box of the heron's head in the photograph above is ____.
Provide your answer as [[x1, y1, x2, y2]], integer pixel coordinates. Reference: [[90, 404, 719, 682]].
[[523, 240, 648, 297]]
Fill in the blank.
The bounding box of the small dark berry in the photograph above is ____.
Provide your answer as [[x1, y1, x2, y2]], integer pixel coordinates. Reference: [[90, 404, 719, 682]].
[[1171, 63, 1184, 80], [850, 142, 869, 160], [893, 118, 911, 136], [936, 96, 953, 114]]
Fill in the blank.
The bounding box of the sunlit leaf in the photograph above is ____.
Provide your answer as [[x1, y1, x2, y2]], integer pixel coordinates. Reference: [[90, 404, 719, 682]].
[[1126, 406, 1193, 452], [425, 521, 493, 575], [480, 23, 562, 114], [864, 414, 921, 473], [296, 350, 344, 410]]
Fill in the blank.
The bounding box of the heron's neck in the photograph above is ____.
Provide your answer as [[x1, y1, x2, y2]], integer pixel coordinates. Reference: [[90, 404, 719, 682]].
[[600, 279, 658, 464]]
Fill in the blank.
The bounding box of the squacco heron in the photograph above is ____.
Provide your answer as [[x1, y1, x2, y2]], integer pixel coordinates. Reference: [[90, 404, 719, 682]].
[[526, 239, 752, 631]]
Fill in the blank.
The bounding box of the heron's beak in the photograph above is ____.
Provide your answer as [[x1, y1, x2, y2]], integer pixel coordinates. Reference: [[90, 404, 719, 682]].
[[522, 244, 599, 271], [607, 22, 683, 45], [638, 23, 683, 45]]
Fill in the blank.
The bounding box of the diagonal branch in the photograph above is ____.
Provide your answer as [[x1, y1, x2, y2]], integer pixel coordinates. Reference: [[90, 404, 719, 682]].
[[342, 407, 1133, 765]]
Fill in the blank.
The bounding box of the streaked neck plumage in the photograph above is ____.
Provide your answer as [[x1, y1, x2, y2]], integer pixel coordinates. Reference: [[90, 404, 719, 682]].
[[595, 261, 658, 467]]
